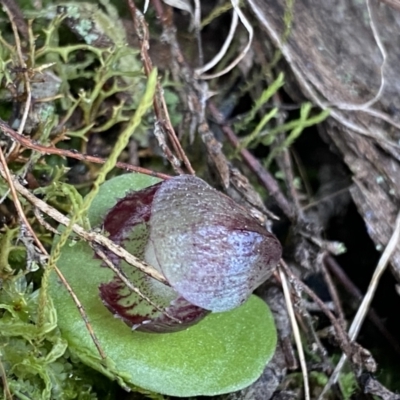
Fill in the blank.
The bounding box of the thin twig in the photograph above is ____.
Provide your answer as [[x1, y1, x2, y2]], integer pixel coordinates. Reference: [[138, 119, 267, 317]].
[[53, 263, 106, 359], [0, 0, 29, 39], [277, 139, 303, 219], [0, 355, 12, 400], [92, 245, 180, 323], [320, 262, 346, 328], [127, 0, 195, 175], [320, 209, 400, 398], [279, 265, 310, 400], [270, 91, 304, 219], [208, 101, 294, 217], [0, 147, 38, 245], [302, 186, 351, 212], [0, 166, 168, 285], [325, 256, 400, 355], [0, 151, 107, 359], [348, 210, 400, 341], [280, 260, 352, 356], [33, 207, 59, 235], [193, 0, 204, 68], [2, 1, 32, 138], [0, 119, 171, 180]]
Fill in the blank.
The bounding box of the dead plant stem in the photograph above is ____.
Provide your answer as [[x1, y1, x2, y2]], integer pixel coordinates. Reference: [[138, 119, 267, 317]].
[[2, 2, 31, 139], [325, 256, 400, 355], [0, 119, 171, 180], [0, 153, 107, 359], [208, 101, 294, 217], [320, 208, 400, 398], [320, 262, 346, 328], [92, 245, 178, 322], [127, 0, 195, 175], [279, 260, 352, 356], [0, 166, 168, 285], [279, 265, 310, 400]]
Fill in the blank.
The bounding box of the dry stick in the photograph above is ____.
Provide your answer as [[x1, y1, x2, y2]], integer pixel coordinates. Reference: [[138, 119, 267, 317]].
[[320, 209, 400, 399], [0, 148, 36, 246], [3, 163, 170, 334], [271, 90, 304, 220], [291, 146, 314, 202], [279, 265, 310, 400], [2, 2, 31, 139], [33, 208, 60, 235], [134, 8, 182, 173], [0, 152, 107, 359], [320, 262, 346, 328], [302, 186, 351, 212], [1, 167, 168, 285], [148, 0, 221, 182], [0, 119, 171, 180], [0, 355, 12, 400], [208, 102, 294, 218], [298, 300, 330, 362], [279, 147, 303, 219], [52, 266, 106, 359], [151, 0, 209, 134], [193, 0, 204, 68], [127, 0, 195, 176], [0, 0, 29, 39], [276, 267, 331, 366], [41, 218, 170, 323], [325, 256, 400, 355], [279, 260, 352, 356], [271, 95, 342, 363]]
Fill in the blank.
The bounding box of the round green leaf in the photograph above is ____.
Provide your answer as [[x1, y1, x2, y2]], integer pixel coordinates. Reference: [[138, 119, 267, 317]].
[[49, 173, 277, 397]]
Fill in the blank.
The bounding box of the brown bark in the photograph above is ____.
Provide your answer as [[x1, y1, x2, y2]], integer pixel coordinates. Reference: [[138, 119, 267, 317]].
[[247, 0, 400, 282]]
